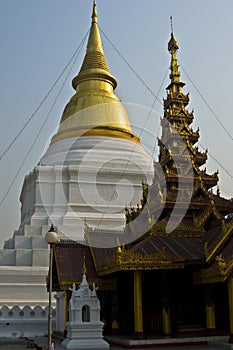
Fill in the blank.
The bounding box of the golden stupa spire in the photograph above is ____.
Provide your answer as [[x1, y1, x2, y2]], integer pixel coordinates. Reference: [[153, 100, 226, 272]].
[[72, 0, 117, 90], [51, 2, 140, 146]]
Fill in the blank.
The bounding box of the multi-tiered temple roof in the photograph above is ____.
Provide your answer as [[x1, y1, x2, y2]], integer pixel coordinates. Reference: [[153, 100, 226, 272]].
[[125, 29, 233, 237]]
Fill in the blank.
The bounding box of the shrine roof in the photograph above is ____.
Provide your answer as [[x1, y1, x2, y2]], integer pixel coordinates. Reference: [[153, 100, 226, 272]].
[[53, 241, 98, 290]]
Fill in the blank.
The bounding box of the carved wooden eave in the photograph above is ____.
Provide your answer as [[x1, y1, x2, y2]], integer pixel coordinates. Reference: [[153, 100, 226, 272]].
[[177, 125, 199, 143], [163, 164, 193, 178], [192, 180, 213, 198], [149, 220, 205, 237], [204, 218, 233, 263], [186, 144, 207, 165], [97, 248, 185, 276], [194, 253, 233, 285], [192, 172, 218, 195], [211, 194, 233, 213], [58, 278, 98, 291], [58, 278, 116, 292], [158, 147, 196, 167], [193, 201, 223, 229], [125, 181, 165, 224], [201, 172, 219, 187], [165, 109, 194, 124], [164, 92, 189, 109], [193, 219, 233, 285]]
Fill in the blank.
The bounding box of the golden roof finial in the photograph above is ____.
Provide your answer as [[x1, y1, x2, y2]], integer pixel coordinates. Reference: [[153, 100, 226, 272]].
[[168, 16, 179, 54], [84, 218, 88, 236], [167, 16, 180, 83], [116, 238, 122, 253], [82, 251, 87, 275], [92, 0, 98, 24]]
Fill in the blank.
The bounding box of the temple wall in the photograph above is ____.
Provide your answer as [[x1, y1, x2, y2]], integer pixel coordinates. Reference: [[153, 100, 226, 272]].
[[0, 305, 55, 338]]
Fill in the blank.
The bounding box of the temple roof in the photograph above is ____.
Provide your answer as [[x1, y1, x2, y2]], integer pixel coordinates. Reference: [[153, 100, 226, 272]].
[[52, 242, 98, 291], [130, 235, 204, 262], [51, 219, 233, 289]]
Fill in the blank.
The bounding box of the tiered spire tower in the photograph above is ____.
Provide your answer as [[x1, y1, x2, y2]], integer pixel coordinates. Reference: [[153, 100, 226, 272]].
[[126, 28, 233, 236], [159, 29, 217, 192]]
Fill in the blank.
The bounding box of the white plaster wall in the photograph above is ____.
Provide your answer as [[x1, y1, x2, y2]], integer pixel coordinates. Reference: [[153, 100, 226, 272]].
[[55, 292, 65, 333], [0, 305, 55, 338], [0, 267, 49, 307]]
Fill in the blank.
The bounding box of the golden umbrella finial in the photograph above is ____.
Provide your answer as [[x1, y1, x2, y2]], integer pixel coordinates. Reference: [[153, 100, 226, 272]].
[[92, 0, 98, 23], [170, 15, 174, 34]]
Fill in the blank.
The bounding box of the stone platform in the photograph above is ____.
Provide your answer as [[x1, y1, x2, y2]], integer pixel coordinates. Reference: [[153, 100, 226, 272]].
[[105, 335, 231, 348], [1, 336, 233, 350]]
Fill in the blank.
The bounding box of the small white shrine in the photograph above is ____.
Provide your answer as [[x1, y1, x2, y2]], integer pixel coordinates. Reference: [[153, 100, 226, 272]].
[[62, 266, 109, 350]]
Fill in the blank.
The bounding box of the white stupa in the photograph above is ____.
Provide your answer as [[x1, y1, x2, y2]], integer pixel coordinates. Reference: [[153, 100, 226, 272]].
[[0, 2, 154, 338]]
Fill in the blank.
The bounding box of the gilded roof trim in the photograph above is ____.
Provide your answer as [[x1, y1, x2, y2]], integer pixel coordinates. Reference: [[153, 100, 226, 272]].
[[205, 218, 233, 263], [97, 247, 185, 276], [194, 253, 233, 285]]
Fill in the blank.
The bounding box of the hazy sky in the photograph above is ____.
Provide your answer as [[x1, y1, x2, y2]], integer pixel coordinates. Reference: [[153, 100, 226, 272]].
[[0, 0, 232, 247]]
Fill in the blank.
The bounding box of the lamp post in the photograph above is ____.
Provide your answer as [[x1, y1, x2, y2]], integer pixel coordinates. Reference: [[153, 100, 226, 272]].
[[45, 224, 58, 350]]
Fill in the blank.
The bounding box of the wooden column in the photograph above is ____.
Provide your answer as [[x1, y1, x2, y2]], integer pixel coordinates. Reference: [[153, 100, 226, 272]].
[[205, 304, 216, 334], [162, 304, 171, 335], [133, 271, 144, 339], [161, 271, 171, 335], [111, 287, 119, 335], [204, 284, 216, 335], [228, 277, 233, 343]]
